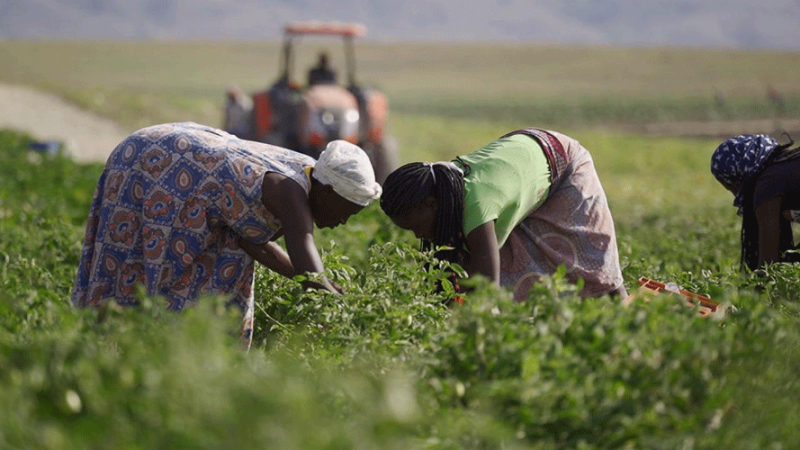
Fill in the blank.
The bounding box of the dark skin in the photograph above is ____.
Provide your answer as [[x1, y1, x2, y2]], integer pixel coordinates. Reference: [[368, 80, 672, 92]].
[[755, 197, 783, 268], [390, 195, 628, 298], [238, 170, 364, 294], [724, 181, 785, 268]]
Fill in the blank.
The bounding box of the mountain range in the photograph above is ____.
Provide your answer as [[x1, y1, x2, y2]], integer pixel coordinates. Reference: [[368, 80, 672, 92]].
[[2, 0, 799, 49]]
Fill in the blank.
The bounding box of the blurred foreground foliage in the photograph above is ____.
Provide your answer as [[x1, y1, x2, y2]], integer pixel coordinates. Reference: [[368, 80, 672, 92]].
[[2, 129, 799, 449]]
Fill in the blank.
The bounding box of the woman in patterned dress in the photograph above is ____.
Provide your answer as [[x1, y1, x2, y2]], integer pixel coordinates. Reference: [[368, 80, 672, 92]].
[[711, 134, 800, 271], [379, 127, 627, 301], [72, 122, 381, 346]]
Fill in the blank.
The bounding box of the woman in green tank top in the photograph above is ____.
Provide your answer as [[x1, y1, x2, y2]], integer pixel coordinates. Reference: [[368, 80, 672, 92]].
[[380, 127, 627, 301]]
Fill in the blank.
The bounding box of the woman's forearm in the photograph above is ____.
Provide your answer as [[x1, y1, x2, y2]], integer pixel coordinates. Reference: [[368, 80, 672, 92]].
[[755, 197, 783, 268], [465, 222, 501, 286], [240, 238, 341, 293], [239, 239, 296, 279]]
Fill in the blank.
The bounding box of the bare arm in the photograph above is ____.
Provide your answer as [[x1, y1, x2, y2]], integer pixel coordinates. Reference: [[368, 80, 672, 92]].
[[239, 239, 295, 279], [755, 196, 783, 268], [465, 221, 501, 286], [260, 173, 341, 293]]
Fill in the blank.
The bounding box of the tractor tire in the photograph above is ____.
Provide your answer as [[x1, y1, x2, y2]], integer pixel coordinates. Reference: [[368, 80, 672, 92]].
[[366, 135, 399, 185]]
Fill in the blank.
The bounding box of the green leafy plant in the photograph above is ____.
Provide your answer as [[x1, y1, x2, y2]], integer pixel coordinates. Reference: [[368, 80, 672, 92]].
[[2, 127, 800, 450]]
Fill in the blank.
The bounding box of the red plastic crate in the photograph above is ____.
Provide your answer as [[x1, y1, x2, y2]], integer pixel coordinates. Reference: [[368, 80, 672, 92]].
[[635, 277, 720, 317]]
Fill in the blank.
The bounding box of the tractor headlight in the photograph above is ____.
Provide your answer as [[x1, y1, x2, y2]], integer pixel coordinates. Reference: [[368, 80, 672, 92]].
[[345, 109, 360, 123], [340, 108, 360, 141]]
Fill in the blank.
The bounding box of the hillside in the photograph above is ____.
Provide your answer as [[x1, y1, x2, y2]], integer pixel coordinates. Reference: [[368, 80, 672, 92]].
[[2, 0, 800, 49]]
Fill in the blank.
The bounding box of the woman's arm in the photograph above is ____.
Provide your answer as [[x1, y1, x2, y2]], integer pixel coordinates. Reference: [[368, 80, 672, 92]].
[[239, 238, 295, 279], [754, 196, 783, 268], [260, 172, 341, 293], [465, 221, 501, 286]]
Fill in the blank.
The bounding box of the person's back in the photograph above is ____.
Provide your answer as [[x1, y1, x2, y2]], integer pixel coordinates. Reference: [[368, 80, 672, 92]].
[[308, 53, 337, 85], [458, 129, 624, 298], [71, 122, 317, 311]]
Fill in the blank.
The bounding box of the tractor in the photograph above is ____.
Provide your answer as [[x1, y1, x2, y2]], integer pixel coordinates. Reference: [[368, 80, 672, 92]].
[[223, 21, 398, 183]]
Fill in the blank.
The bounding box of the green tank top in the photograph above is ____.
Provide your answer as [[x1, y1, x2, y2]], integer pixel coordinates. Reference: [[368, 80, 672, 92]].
[[455, 133, 552, 247]]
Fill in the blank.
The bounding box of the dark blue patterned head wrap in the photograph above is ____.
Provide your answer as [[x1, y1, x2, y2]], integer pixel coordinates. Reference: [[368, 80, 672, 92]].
[[711, 134, 779, 215]]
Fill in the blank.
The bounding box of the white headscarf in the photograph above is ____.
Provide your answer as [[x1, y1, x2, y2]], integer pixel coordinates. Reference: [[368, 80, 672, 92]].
[[312, 140, 382, 206]]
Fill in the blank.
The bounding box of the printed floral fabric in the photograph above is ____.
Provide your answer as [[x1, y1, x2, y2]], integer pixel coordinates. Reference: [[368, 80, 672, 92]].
[[497, 130, 625, 299], [71, 122, 314, 348]]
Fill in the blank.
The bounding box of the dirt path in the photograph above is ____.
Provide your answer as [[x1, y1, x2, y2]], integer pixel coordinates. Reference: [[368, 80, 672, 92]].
[[0, 83, 129, 163], [623, 117, 800, 140], [1, 83, 798, 164]]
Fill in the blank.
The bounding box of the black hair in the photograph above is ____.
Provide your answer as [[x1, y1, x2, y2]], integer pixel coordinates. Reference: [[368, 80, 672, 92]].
[[739, 134, 800, 271], [380, 161, 467, 263]]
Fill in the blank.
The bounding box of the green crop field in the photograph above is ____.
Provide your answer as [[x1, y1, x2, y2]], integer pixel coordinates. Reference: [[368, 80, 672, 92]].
[[1, 41, 800, 449], [2, 40, 800, 136]]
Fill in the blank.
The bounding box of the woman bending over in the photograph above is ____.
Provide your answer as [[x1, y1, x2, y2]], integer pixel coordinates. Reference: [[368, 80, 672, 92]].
[[72, 122, 381, 347], [380, 127, 627, 301], [711, 133, 800, 271]]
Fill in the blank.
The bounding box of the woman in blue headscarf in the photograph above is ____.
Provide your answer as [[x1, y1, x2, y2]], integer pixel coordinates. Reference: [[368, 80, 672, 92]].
[[711, 134, 800, 271]]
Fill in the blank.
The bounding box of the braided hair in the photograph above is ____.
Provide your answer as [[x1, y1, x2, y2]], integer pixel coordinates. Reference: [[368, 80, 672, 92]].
[[380, 161, 468, 263]]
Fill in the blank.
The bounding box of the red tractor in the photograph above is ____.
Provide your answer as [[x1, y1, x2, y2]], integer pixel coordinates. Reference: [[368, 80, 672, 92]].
[[223, 21, 398, 183]]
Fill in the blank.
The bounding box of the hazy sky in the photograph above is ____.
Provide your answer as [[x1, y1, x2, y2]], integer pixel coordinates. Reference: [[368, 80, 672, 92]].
[[2, 0, 800, 49]]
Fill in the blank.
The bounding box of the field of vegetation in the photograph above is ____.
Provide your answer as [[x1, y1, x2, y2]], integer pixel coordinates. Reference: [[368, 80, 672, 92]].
[[1, 41, 800, 449], [2, 41, 800, 137]]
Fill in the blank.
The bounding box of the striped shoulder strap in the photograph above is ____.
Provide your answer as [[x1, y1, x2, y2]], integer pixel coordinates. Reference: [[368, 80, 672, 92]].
[[499, 128, 569, 183]]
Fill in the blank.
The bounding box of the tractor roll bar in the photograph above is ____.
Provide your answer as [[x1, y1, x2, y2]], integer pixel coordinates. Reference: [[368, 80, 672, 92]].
[[283, 21, 367, 37], [278, 21, 367, 88]]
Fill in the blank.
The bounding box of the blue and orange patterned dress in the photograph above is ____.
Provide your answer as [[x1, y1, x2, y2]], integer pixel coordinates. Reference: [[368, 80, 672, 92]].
[[71, 122, 315, 348]]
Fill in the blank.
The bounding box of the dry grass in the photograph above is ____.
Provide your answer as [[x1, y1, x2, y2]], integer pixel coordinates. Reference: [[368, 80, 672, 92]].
[[1, 40, 799, 146], [2, 40, 799, 102]]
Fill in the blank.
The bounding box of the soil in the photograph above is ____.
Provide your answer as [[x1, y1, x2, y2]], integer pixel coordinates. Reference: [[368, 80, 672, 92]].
[[0, 83, 128, 163], [622, 117, 800, 141], [1, 82, 798, 164]]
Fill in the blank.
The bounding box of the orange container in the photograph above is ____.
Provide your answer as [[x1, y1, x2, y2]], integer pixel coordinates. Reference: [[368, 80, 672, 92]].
[[635, 277, 720, 317]]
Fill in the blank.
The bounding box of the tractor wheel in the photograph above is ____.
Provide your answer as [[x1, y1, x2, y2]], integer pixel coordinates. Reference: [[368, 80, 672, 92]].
[[366, 135, 399, 185]]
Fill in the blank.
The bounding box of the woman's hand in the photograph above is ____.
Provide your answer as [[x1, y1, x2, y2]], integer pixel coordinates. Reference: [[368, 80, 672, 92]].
[[239, 239, 342, 293], [301, 276, 343, 294]]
